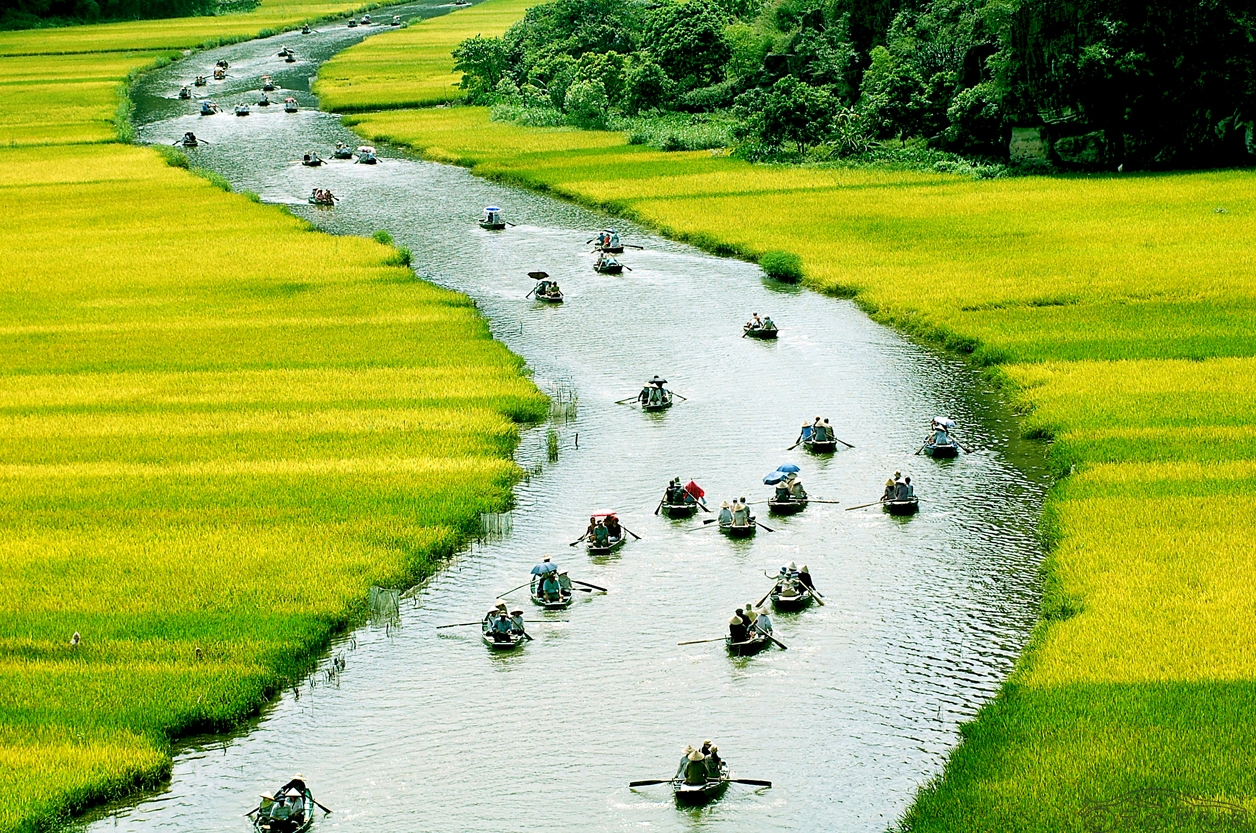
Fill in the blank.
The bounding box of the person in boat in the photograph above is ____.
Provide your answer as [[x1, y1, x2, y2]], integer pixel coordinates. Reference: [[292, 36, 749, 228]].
[[592, 519, 610, 547], [557, 571, 572, 593], [608, 230, 621, 248], [747, 312, 763, 330], [705, 744, 722, 776], [753, 605, 773, 634], [583, 515, 597, 540], [902, 476, 915, 498], [732, 497, 750, 526], [604, 514, 621, 540], [487, 602, 514, 639], [718, 501, 732, 526], [788, 474, 807, 501], [797, 564, 815, 593], [774, 478, 791, 502], [762, 315, 775, 330], [663, 478, 678, 504], [538, 571, 563, 602], [277, 774, 307, 796], [744, 606, 759, 634], [728, 609, 749, 642], [822, 418, 835, 440], [679, 745, 695, 773], [882, 478, 896, 502], [893, 478, 910, 500], [546, 280, 561, 296], [681, 749, 709, 785], [812, 417, 828, 443], [531, 555, 557, 577], [510, 608, 526, 631]]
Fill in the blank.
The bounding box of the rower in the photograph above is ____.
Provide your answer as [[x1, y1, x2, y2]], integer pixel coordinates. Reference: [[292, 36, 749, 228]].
[[718, 501, 733, 525], [584, 515, 597, 540], [705, 744, 722, 775], [753, 605, 773, 634], [762, 315, 775, 329], [748, 312, 762, 329], [510, 609, 526, 630], [774, 478, 791, 502], [728, 609, 749, 642], [882, 478, 896, 501], [744, 605, 759, 632], [798, 564, 815, 592], [682, 749, 709, 785], [679, 745, 695, 772]]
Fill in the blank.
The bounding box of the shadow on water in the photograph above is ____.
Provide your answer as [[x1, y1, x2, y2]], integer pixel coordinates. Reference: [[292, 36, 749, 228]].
[[94, 15, 1051, 833]]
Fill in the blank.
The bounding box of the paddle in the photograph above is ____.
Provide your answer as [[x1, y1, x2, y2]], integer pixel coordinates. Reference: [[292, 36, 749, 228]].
[[654, 498, 664, 515], [620, 525, 642, 540], [834, 437, 855, 448], [498, 582, 530, 597], [914, 443, 927, 455], [953, 436, 974, 453], [786, 433, 803, 451], [804, 585, 826, 606], [753, 623, 788, 650], [677, 637, 726, 645], [697, 500, 711, 513], [622, 265, 634, 272], [728, 779, 772, 787], [845, 499, 886, 511], [756, 584, 777, 608], [753, 520, 775, 533], [629, 779, 670, 787], [525, 285, 536, 298], [505, 222, 518, 227], [568, 535, 587, 546], [624, 243, 645, 249], [521, 630, 535, 641], [615, 396, 639, 405], [435, 621, 481, 629], [685, 523, 718, 533], [570, 579, 607, 592], [702, 517, 719, 525], [244, 807, 259, 817], [313, 800, 333, 814], [671, 392, 688, 401], [806, 499, 842, 505]]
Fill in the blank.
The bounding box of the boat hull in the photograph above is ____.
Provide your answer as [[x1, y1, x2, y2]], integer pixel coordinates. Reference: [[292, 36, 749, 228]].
[[726, 633, 769, 655], [673, 778, 729, 806], [536, 293, 563, 304], [479, 221, 506, 230], [719, 522, 756, 538], [771, 589, 812, 612], [767, 498, 806, 515], [597, 245, 624, 254], [803, 438, 836, 453], [743, 327, 779, 339], [923, 442, 959, 458], [587, 535, 625, 556], [884, 498, 919, 516], [530, 588, 572, 609], [661, 502, 698, 518], [482, 631, 525, 650]]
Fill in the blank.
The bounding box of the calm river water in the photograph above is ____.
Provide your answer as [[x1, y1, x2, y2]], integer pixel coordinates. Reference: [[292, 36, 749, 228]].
[[99, 15, 1048, 832]]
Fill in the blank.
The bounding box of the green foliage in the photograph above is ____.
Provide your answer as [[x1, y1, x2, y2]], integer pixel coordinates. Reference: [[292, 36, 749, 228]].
[[563, 78, 609, 128], [452, 34, 507, 104], [643, 0, 730, 91], [759, 250, 803, 282], [371, 229, 395, 245], [859, 43, 929, 142], [754, 75, 835, 152], [622, 53, 671, 114]]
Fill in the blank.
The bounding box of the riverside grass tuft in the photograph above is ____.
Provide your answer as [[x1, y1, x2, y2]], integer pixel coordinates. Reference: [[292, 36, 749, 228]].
[[0, 1, 546, 830], [322, 2, 1256, 826]]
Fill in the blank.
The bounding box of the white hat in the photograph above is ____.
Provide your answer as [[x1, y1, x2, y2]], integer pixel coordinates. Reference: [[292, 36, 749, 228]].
[[788, 561, 797, 570]]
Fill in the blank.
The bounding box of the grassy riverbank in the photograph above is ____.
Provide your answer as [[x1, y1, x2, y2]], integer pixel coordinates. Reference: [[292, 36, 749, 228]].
[[0, 3, 546, 831], [324, 2, 1256, 827]]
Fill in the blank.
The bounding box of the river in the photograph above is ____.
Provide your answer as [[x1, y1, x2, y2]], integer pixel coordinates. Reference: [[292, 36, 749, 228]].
[[93, 12, 1048, 831]]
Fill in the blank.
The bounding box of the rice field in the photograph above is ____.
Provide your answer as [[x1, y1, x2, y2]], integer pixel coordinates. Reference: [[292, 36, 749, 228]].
[[318, 6, 1256, 823], [314, 0, 534, 111], [0, 0, 545, 826]]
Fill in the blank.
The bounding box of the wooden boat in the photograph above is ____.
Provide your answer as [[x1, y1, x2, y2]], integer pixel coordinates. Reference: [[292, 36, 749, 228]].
[[587, 533, 625, 556], [262, 76, 275, 91], [361, 13, 371, 23], [673, 762, 730, 806], [302, 154, 322, 167], [331, 143, 353, 159], [641, 390, 672, 411], [660, 500, 698, 518], [596, 244, 624, 254], [479, 206, 506, 230], [235, 104, 250, 116], [593, 255, 623, 274], [257, 94, 271, 107], [194, 76, 207, 86], [213, 67, 226, 80], [308, 192, 335, 206], [530, 576, 573, 610], [767, 497, 806, 515], [481, 627, 526, 650], [803, 437, 836, 453], [252, 785, 314, 833], [285, 53, 297, 63], [718, 518, 756, 538], [355, 146, 377, 164], [725, 630, 769, 655], [301, 24, 311, 33], [347, 17, 358, 26], [884, 497, 919, 516], [535, 288, 563, 303], [392, 15, 401, 25], [277, 48, 292, 57], [199, 100, 218, 115], [216, 60, 229, 69], [770, 581, 813, 612], [176, 132, 199, 148], [923, 437, 960, 458], [743, 324, 779, 339], [284, 98, 299, 113], [178, 86, 192, 100]]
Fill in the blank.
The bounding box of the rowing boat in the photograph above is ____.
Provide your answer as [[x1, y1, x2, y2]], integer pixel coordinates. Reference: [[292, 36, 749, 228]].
[[594, 258, 623, 274], [725, 630, 769, 655], [535, 289, 563, 304], [770, 582, 812, 612], [530, 577, 573, 610], [252, 784, 314, 833], [803, 437, 836, 453], [481, 626, 526, 650], [743, 325, 779, 339], [673, 762, 730, 806], [884, 497, 919, 516], [719, 519, 756, 538], [642, 390, 673, 411], [767, 497, 806, 515], [923, 437, 960, 458], [660, 501, 698, 518], [587, 534, 625, 556]]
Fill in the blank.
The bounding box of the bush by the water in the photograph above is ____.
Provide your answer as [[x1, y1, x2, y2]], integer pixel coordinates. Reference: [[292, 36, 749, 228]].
[[760, 250, 803, 282]]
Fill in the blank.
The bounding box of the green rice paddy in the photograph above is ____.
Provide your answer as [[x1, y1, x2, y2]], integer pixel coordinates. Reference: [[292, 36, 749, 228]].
[[322, 2, 1256, 826]]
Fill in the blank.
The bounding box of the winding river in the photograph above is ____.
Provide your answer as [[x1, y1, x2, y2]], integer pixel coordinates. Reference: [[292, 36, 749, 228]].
[[91, 13, 1048, 831]]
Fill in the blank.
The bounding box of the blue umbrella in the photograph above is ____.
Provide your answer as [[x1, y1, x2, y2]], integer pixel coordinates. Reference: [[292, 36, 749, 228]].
[[776, 463, 801, 473], [763, 470, 789, 484]]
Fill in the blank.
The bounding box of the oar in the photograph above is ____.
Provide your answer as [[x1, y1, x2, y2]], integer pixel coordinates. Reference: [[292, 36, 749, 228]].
[[914, 442, 927, 455], [521, 630, 534, 641], [570, 579, 607, 592], [753, 520, 775, 533], [568, 535, 587, 546], [686, 523, 719, 533], [806, 499, 842, 505], [620, 525, 642, 540], [671, 392, 688, 401], [754, 623, 788, 650], [835, 437, 855, 448], [845, 499, 885, 511], [312, 800, 332, 814], [702, 517, 719, 525], [435, 621, 481, 629], [629, 779, 670, 787], [622, 265, 633, 272], [728, 778, 772, 787], [498, 582, 529, 597], [786, 434, 803, 451], [623, 243, 645, 249], [804, 585, 826, 606], [953, 436, 974, 453], [585, 238, 597, 244], [697, 500, 711, 513], [756, 584, 777, 607], [677, 637, 726, 645], [505, 222, 517, 227], [244, 807, 259, 817], [525, 285, 536, 298], [615, 396, 638, 405], [654, 498, 664, 515]]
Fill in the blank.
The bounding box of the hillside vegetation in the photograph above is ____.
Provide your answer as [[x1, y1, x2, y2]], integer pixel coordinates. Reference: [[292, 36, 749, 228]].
[[323, 0, 1256, 826], [0, 2, 544, 831]]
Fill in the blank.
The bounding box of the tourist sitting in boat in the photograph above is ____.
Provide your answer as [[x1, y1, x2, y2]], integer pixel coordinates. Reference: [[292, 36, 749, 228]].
[[752, 605, 773, 634], [510, 608, 525, 629], [195, 75, 207, 86], [258, 93, 270, 106], [592, 519, 610, 547], [638, 380, 667, 406], [680, 749, 709, 785], [583, 515, 597, 540], [788, 475, 807, 500], [728, 609, 749, 642], [718, 501, 733, 525], [537, 571, 564, 602], [882, 478, 896, 501], [812, 417, 829, 443], [762, 315, 775, 330], [798, 564, 815, 591], [901, 476, 915, 498], [531, 555, 558, 577], [604, 514, 622, 539], [732, 498, 750, 526], [704, 744, 722, 776], [557, 571, 573, 593], [747, 313, 763, 330]]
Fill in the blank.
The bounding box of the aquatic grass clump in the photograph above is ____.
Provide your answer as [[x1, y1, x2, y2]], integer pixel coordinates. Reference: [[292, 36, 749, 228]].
[[759, 251, 802, 283]]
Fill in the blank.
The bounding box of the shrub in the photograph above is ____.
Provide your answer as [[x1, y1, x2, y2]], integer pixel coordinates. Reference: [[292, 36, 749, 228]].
[[564, 80, 610, 129], [760, 250, 803, 282]]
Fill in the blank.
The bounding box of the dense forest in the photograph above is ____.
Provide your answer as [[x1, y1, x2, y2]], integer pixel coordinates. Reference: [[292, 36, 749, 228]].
[[0, 0, 248, 29], [454, 0, 1256, 170]]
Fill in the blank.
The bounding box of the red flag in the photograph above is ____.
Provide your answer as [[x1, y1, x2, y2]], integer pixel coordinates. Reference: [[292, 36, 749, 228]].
[[685, 481, 705, 499]]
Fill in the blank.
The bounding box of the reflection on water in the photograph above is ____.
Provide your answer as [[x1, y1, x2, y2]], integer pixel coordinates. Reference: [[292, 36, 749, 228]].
[[104, 22, 1049, 833]]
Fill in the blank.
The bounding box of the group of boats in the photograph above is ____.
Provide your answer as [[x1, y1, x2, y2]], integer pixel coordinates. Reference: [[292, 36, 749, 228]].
[[180, 54, 302, 118], [345, 13, 402, 27]]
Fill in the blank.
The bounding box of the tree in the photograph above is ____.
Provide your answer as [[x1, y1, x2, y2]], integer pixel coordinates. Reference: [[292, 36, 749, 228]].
[[644, 0, 731, 91], [758, 75, 836, 153], [859, 43, 929, 142], [623, 54, 673, 114], [452, 35, 508, 104], [564, 79, 611, 127]]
